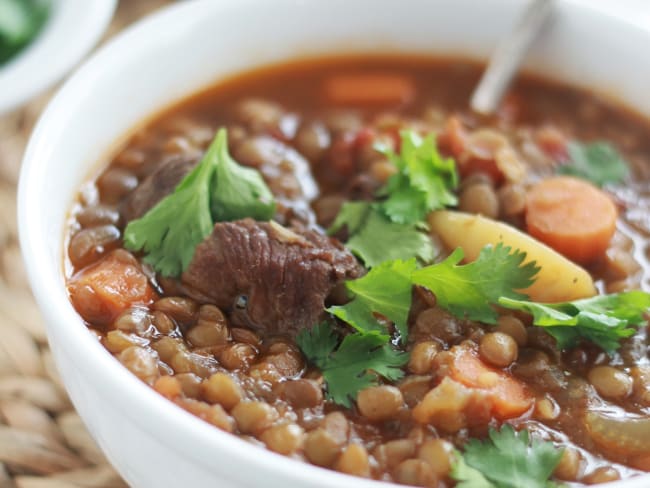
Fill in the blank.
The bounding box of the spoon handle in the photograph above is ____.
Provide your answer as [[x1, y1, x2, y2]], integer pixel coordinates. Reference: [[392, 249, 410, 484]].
[[470, 0, 553, 115]]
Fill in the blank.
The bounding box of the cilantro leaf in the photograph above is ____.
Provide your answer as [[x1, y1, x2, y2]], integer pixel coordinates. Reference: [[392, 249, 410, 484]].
[[124, 128, 275, 277], [558, 141, 629, 187], [295, 322, 339, 367], [330, 202, 435, 267], [378, 131, 458, 224], [328, 259, 417, 341], [0, 0, 49, 65], [296, 324, 408, 407], [499, 290, 650, 353], [452, 426, 564, 488], [210, 129, 276, 221], [412, 244, 539, 324], [123, 146, 215, 277], [451, 451, 496, 488]]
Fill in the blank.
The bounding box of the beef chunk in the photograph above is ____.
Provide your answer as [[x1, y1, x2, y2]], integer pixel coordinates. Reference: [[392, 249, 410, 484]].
[[121, 156, 197, 222], [181, 219, 362, 338]]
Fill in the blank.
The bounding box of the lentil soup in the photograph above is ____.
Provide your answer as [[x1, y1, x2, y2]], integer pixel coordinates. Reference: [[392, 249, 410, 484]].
[[65, 56, 650, 487]]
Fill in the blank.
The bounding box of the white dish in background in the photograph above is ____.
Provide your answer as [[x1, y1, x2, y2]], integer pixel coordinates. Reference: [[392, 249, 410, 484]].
[[0, 0, 116, 114], [17, 0, 650, 487]]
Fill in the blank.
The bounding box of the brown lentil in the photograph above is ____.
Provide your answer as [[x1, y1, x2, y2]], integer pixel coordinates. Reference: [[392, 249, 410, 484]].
[[357, 385, 404, 422], [479, 332, 518, 368], [232, 401, 278, 436]]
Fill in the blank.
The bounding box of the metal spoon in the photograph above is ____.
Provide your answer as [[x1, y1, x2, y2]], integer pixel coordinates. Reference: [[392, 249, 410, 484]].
[[470, 0, 554, 115]]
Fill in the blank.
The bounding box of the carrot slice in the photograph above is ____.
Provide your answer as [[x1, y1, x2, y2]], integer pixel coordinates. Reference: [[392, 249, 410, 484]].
[[68, 250, 157, 326], [324, 74, 415, 105], [448, 347, 533, 419], [526, 176, 617, 265]]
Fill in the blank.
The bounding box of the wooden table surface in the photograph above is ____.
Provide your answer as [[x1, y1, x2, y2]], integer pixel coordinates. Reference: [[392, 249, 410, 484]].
[[0, 2, 172, 487]]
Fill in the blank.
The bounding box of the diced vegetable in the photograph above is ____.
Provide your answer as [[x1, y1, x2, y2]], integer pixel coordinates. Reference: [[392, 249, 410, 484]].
[[447, 347, 533, 419], [324, 73, 416, 105], [428, 210, 596, 302], [585, 411, 650, 456], [67, 251, 157, 326], [526, 176, 618, 264]]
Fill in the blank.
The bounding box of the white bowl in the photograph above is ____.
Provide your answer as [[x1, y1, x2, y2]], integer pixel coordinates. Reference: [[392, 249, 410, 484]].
[[17, 0, 650, 487], [0, 0, 116, 114]]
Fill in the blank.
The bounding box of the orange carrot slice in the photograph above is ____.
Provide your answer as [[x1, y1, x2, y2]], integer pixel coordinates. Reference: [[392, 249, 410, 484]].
[[324, 74, 415, 105], [449, 347, 533, 420], [526, 176, 618, 265], [68, 250, 157, 326]]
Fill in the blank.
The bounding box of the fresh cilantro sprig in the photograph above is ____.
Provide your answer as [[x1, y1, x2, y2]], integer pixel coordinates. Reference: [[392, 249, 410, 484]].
[[124, 128, 275, 277], [330, 202, 435, 267], [328, 259, 418, 341], [499, 291, 650, 353], [377, 131, 458, 224], [557, 141, 629, 187], [328, 244, 537, 344], [296, 323, 408, 408], [451, 426, 564, 488], [412, 244, 539, 324], [0, 0, 49, 65], [329, 130, 457, 267]]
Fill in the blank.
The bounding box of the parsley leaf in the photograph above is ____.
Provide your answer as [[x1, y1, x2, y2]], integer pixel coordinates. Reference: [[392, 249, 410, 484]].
[[329, 202, 435, 267], [123, 146, 215, 277], [210, 129, 275, 221], [0, 0, 49, 65], [558, 141, 629, 187], [378, 131, 458, 224], [295, 322, 339, 367], [499, 290, 650, 353], [451, 452, 497, 488], [452, 426, 564, 488], [329, 129, 456, 267], [328, 259, 417, 341], [412, 244, 539, 324], [296, 323, 408, 407], [124, 128, 275, 277]]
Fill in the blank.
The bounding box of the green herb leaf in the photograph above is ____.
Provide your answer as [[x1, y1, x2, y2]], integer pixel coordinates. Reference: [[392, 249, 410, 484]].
[[451, 451, 497, 488], [412, 244, 539, 324], [295, 322, 339, 367], [210, 129, 276, 221], [124, 128, 275, 277], [296, 323, 408, 407], [328, 259, 417, 341], [0, 0, 49, 64], [330, 202, 435, 267], [378, 131, 458, 224], [452, 425, 564, 488], [558, 141, 629, 187], [123, 147, 215, 277], [499, 290, 650, 353]]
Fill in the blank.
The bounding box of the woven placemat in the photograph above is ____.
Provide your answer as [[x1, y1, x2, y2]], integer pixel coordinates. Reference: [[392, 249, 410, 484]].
[[0, 2, 171, 486]]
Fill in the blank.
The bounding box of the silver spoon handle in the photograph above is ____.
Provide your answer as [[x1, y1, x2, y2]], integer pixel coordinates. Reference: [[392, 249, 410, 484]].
[[470, 0, 553, 115]]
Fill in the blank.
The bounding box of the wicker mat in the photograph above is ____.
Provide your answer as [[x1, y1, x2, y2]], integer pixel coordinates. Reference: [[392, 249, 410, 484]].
[[0, 2, 171, 486]]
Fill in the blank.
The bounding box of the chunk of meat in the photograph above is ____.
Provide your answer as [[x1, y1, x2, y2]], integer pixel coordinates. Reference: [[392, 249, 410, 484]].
[[181, 219, 362, 337], [121, 156, 197, 223], [68, 249, 157, 326]]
